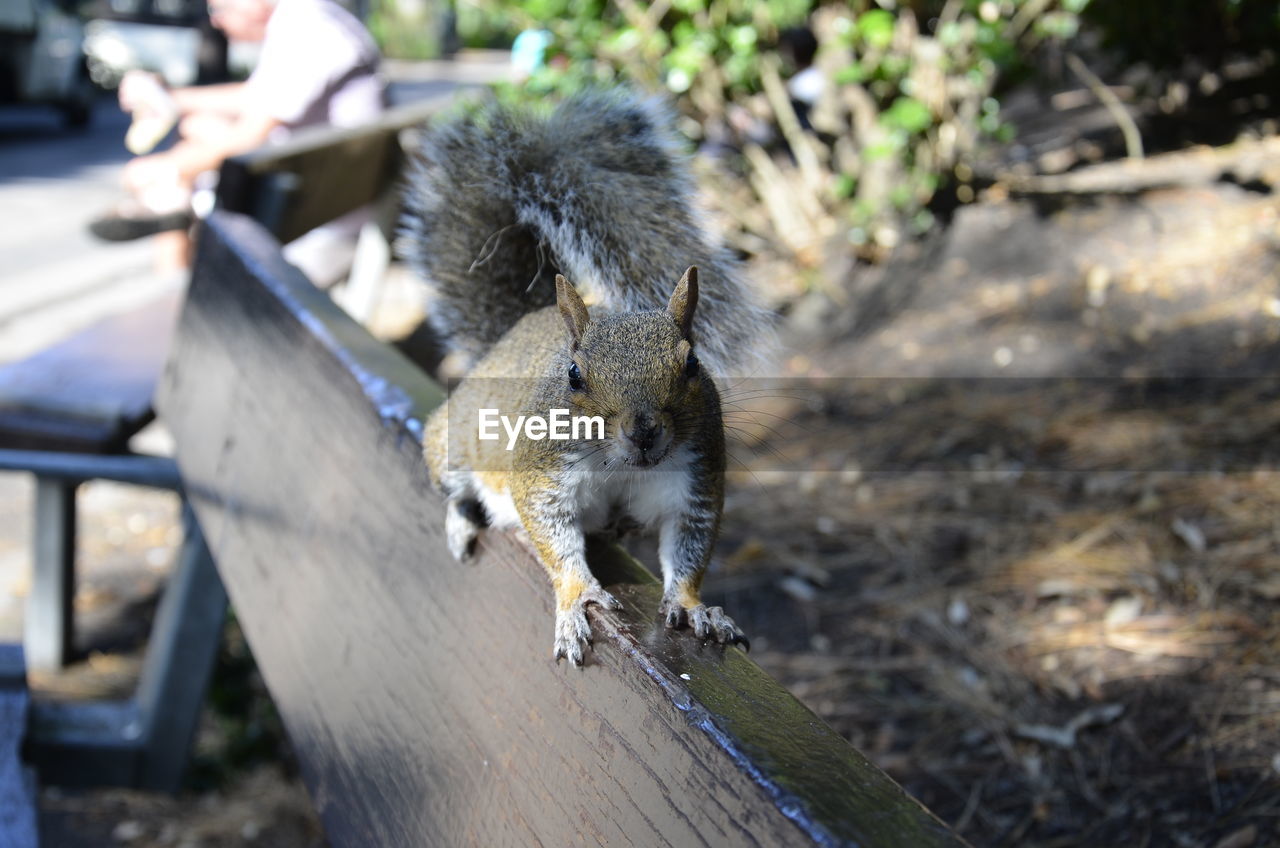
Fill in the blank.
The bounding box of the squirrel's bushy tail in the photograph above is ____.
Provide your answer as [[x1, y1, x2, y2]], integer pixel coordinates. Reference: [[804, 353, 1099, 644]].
[[401, 89, 773, 376]]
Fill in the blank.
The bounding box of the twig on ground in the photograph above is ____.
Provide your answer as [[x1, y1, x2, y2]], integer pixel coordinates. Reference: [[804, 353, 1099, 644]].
[[1065, 52, 1144, 161], [996, 136, 1280, 195]]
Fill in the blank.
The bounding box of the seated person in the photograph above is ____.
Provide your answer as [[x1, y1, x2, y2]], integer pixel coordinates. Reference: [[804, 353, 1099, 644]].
[[91, 0, 385, 287]]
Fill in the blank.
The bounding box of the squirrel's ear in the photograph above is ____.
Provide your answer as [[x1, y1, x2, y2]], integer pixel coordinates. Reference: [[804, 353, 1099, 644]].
[[667, 266, 698, 339], [556, 274, 590, 346]]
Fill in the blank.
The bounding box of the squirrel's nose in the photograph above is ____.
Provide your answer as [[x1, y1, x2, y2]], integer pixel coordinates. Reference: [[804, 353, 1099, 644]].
[[625, 414, 663, 453]]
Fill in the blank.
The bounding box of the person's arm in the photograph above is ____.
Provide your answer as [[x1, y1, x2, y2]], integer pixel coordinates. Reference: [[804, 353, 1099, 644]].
[[168, 81, 251, 118], [119, 72, 246, 120], [123, 108, 283, 192], [168, 108, 282, 179]]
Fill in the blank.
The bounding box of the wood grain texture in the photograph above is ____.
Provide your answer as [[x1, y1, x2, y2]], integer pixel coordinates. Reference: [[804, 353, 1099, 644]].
[[157, 211, 968, 848]]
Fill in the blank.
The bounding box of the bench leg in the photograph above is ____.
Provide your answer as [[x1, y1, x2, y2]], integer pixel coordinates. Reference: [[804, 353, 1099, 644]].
[[133, 505, 227, 792], [25, 476, 77, 672]]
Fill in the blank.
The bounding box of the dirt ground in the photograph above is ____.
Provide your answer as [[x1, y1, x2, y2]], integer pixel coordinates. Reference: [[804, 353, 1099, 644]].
[[10, 79, 1280, 848], [710, 180, 1280, 847]]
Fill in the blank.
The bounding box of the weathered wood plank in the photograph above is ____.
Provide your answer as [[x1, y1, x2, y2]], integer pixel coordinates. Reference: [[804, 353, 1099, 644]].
[[157, 211, 967, 848]]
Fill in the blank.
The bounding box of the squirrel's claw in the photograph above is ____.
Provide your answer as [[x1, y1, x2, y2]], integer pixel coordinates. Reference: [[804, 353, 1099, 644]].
[[661, 599, 750, 651], [553, 608, 591, 666], [581, 584, 623, 611], [692, 605, 750, 650], [660, 597, 686, 630], [553, 584, 621, 667]]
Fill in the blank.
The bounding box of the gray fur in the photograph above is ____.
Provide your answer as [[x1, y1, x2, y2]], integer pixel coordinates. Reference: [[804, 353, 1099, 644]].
[[401, 89, 774, 376]]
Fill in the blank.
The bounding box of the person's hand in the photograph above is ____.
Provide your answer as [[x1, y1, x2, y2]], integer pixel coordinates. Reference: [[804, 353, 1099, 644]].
[[120, 71, 179, 154], [118, 70, 173, 117]]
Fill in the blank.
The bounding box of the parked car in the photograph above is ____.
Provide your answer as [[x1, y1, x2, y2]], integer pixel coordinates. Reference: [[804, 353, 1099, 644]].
[[0, 0, 96, 125], [80, 0, 245, 90], [83, 17, 200, 88]]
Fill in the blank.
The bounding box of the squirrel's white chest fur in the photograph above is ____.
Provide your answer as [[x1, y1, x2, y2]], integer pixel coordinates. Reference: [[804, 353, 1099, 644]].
[[472, 446, 695, 534], [570, 446, 696, 532]]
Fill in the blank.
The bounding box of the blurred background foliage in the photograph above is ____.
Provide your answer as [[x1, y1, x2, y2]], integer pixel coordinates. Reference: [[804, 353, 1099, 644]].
[[367, 0, 452, 64], [459, 0, 1069, 269], [370, 0, 1279, 274]]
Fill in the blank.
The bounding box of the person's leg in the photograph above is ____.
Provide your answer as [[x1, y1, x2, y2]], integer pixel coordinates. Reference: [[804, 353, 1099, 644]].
[[88, 144, 203, 269], [90, 152, 194, 243], [151, 228, 194, 273], [123, 154, 194, 216]]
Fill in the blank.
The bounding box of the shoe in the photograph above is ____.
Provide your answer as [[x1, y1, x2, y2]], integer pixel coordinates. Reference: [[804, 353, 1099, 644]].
[[89, 201, 192, 242]]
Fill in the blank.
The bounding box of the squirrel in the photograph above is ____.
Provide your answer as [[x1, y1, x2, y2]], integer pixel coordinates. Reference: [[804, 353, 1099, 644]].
[[405, 90, 773, 666]]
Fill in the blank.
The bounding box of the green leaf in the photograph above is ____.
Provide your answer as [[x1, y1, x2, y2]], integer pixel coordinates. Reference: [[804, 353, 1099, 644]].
[[883, 96, 932, 134], [857, 9, 896, 49], [880, 53, 910, 79], [937, 21, 962, 47], [671, 19, 697, 44], [724, 54, 756, 89], [834, 63, 867, 84], [667, 42, 709, 75], [727, 24, 757, 54], [604, 27, 642, 53], [864, 133, 904, 161], [1034, 11, 1080, 40], [524, 0, 568, 20]]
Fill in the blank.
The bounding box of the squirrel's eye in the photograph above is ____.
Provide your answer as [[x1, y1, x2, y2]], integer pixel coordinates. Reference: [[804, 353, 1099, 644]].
[[684, 350, 700, 379], [568, 361, 585, 391]]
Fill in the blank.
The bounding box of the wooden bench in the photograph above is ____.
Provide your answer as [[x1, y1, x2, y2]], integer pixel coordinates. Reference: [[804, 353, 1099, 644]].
[[157, 209, 969, 847], [0, 293, 184, 671], [0, 91, 464, 796]]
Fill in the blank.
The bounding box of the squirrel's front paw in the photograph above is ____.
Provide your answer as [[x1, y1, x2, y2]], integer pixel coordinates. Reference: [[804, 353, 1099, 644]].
[[553, 584, 622, 667], [660, 598, 750, 650]]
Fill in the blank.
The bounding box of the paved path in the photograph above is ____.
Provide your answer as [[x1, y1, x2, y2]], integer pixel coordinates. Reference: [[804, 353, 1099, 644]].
[[0, 99, 178, 365]]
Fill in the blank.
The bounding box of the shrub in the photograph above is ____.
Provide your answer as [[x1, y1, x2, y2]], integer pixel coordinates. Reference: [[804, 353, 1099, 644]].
[[466, 1, 1090, 268]]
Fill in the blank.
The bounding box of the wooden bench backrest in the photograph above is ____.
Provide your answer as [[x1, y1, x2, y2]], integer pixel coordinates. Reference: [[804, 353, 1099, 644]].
[[215, 94, 455, 245], [157, 211, 968, 848]]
